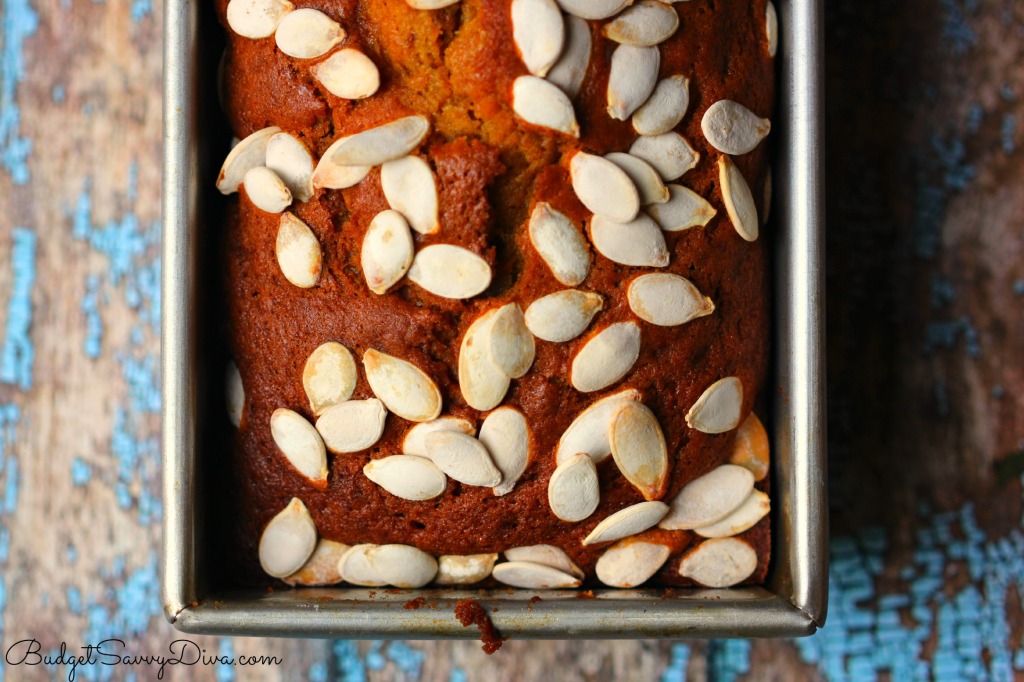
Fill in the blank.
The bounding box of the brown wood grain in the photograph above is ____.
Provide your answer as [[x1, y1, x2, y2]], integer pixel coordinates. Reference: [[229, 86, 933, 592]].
[[1, 0, 1022, 678]]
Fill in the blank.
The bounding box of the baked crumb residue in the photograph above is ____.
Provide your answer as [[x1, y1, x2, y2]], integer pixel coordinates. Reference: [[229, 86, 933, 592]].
[[454, 598, 506, 654]]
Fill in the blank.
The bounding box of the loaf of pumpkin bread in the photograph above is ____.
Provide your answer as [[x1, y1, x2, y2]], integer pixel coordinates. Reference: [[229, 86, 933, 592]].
[[215, 0, 776, 590]]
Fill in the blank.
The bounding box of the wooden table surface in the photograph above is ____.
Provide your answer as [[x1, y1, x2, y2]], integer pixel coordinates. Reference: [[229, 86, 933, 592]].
[[1, 0, 1023, 679]]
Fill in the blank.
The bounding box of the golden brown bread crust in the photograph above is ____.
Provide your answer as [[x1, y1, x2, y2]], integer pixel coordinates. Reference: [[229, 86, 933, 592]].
[[216, 0, 773, 587]]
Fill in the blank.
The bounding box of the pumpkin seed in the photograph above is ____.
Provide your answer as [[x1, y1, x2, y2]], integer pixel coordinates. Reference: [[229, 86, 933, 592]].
[[701, 100, 771, 155], [547, 452, 600, 522], [678, 538, 757, 587], [276, 212, 321, 288], [363, 455, 448, 501], [658, 464, 754, 530], [266, 132, 314, 202], [407, 244, 492, 299], [528, 202, 591, 286], [646, 183, 717, 231], [381, 156, 439, 235], [302, 342, 357, 416], [718, 156, 758, 241], [513, 75, 580, 137], [582, 501, 669, 545], [628, 132, 699, 181], [570, 321, 641, 393], [363, 349, 442, 422], [570, 152, 640, 223], [311, 48, 381, 100], [511, 0, 565, 77], [609, 401, 669, 500], [259, 497, 317, 578], [423, 430, 502, 487], [607, 44, 660, 120], [270, 408, 328, 486], [243, 166, 292, 213], [627, 273, 714, 326], [686, 376, 744, 433], [632, 75, 689, 136], [492, 561, 581, 589], [315, 399, 387, 453], [524, 289, 603, 343], [361, 210, 414, 295], [595, 539, 670, 587], [555, 388, 641, 464], [275, 8, 344, 59], [480, 407, 531, 496]]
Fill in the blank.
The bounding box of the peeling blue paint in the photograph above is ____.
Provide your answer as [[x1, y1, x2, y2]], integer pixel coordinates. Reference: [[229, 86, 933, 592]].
[[661, 644, 691, 682], [924, 316, 981, 358], [0, 0, 38, 184], [308, 660, 328, 682], [0, 228, 36, 389], [1001, 113, 1016, 154], [930, 275, 956, 309], [82, 274, 104, 358], [385, 642, 425, 679], [216, 639, 235, 682], [966, 102, 983, 133], [51, 83, 65, 103], [117, 352, 161, 415], [797, 507, 1024, 680], [448, 668, 468, 682], [56, 552, 162, 682], [0, 404, 19, 682], [72, 179, 161, 344], [71, 456, 92, 486], [708, 640, 751, 682], [333, 641, 369, 682], [130, 0, 151, 22], [940, 0, 978, 55]]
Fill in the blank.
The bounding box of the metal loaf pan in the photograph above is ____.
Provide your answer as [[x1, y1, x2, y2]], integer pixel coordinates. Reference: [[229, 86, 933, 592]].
[[162, 0, 826, 639]]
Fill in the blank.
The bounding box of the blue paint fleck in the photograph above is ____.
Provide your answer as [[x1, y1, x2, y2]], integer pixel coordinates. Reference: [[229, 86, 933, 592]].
[[51, 83, 64, 103], [797, 508, 1024, 680], [661, 643, 690, 681], [385, 642, 425, 679], [71, 457, 92, 485], [1000, 84, 1016, 102], [0, 0, 38, 183], [0, 404, 20, 682], [449, 668, 468, 682], [130, 0, 151, 22], [940, 0, 977, 55], [924, 316, 981, 358], [66, 586, 82, 614], [1, 228, 36, 389], [62, 553, 161, 681], [81, 275, 104, 358], [708, 640, 750, 682], [930, 275, 956, 309], [333, 641, 368, 682], [216, 639, 235, 682], [1013, 280, 1024, 296], [66, 543, 77, 564], [965, 103, 983, 133], [117, 352, 161, 414], [365, 642, 386, 671], [1001, 114, 1016, 154], [72, 179, 161, 342], [308, 661, 328, 682]]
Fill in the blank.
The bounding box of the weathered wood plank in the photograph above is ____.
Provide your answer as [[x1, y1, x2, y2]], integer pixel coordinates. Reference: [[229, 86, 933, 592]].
[[0, 0, 1022, 678]]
